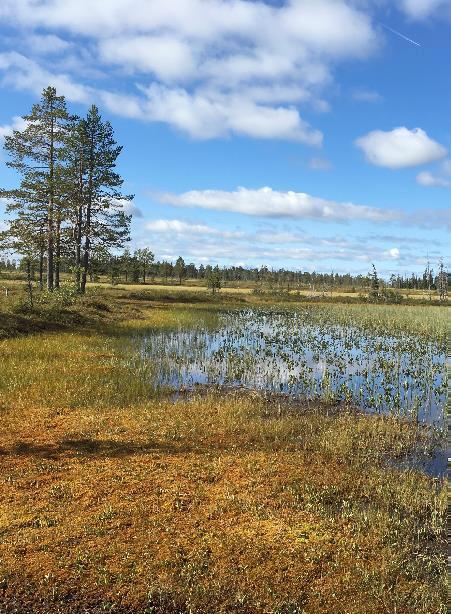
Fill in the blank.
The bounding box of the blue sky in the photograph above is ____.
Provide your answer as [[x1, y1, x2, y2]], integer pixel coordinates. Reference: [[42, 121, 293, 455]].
[[0, 0, 450, 275]]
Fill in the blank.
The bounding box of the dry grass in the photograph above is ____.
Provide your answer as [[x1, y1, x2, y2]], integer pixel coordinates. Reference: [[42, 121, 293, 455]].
[[0, 300, 446, 613]]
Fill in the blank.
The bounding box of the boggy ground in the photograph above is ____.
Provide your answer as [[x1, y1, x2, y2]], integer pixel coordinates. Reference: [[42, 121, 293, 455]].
[[0, 299, 446, 613]]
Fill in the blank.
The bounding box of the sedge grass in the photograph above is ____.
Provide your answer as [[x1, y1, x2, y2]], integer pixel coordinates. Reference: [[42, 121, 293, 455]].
[[0, 296, 446, 613]]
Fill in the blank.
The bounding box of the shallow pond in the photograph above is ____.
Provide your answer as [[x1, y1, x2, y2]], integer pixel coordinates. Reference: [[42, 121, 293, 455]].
[[139, 308, 446, 427]]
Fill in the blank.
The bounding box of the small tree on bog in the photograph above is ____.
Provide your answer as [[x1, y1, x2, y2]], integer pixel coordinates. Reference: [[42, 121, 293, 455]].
[[207, 271, 221, 294]]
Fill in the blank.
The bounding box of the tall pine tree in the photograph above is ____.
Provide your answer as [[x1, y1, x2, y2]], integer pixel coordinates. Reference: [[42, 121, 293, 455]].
[[1, 87, 70, 290], [65, 106, 132, 293]]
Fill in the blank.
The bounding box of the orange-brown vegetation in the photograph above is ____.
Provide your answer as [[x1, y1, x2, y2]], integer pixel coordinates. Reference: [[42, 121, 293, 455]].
[[0, 303, 445, 613]]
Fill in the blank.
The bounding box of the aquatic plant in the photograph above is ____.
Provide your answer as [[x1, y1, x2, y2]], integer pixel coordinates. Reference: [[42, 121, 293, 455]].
[[138, 305, 446, 425]]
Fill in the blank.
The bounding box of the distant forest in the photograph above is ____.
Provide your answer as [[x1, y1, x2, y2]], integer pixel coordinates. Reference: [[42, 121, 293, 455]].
[[0, 250, 446, 292]]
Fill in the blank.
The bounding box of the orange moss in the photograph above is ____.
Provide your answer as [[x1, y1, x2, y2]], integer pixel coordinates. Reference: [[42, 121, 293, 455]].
[[0, 313, 445, 613]]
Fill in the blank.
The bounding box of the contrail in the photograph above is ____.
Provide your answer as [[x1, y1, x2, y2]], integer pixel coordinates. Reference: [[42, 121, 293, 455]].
[[380, 23, 421, 47]]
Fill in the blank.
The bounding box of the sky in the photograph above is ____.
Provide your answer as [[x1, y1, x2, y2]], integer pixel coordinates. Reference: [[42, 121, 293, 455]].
[[0, 0, 450, 275]]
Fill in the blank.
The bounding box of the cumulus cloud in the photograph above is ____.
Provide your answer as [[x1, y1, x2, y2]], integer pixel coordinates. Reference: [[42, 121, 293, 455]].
[[28, 34, 71, 55], [147, 219, 244, 238], [0, 115, 28, 142], [99, 36, 197, 81], [156, 186, 401, 223], [401, 0, 451, 19], [416, 159, 451, 187], [387, 247, 400, 259], [0, 0, 382, 143], [111, 198, 143, 217], [416, 171, 450, 188], [0, 52, 92, 103], [122, 203, 144, 218], [356, 127, 447, 169], [137, 216, 412, 269], [0, 0, 378, 53], [141, 84, 323, 143], [408, 208, 451, 231], [0, 51, 323, 144]]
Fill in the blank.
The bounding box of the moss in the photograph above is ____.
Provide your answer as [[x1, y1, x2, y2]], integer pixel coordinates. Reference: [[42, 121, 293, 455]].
[[0, 297, 446, 612]]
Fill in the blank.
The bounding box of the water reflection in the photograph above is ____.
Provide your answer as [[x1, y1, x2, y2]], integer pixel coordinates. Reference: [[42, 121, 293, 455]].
[[139, 309, 446, 426]]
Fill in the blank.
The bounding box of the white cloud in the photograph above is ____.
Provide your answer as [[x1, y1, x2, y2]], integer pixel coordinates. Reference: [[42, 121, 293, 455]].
[[416, 159, 451, 187], [0, 51, 323, 144], [356, 127, 447, 169], [0, 0, 382, 143], [408, 208, 451, 231], [28, 34, 71, 55], [0, 52, 92, 103], [416, 171, 451, 188], [157, 186, 401, 223], [401, 0, 451, 19], [309, 157, 332, 171], [352, 88, 383, 102], [122, 203, 144, 218], [136, 217, 416, 269], [99, 36, 197, 81], [0, 115, 28, 142], [388, 247, 400, 259], [146, 219, 244, 238], [0, 0, 378, 53], [141, 84, 323, 143], [111, 198, 143, 217]]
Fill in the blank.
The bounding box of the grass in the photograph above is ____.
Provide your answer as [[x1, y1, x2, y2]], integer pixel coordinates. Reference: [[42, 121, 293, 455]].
[[2, 274, 446, 304], [0, 289, 446, 613]]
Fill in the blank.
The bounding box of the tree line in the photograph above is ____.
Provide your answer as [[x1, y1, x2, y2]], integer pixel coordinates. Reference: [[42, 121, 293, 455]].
[[0, 86, 131, 293], [3, 246, 447, 296], [1, 243, 448, 293]]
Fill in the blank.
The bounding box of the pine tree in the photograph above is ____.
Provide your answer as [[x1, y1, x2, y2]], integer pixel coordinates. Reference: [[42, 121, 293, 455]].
[[369, 263, 379, 300], [65, 105, 132, 293], [174, 256, 186, 285], [206, 270, 221, 294], [437, 259, 448, 302], [62, 115, 88, 291], [1, 87, 70, 291], [135, 248, 154, 284], [120, 248, 133, 282]]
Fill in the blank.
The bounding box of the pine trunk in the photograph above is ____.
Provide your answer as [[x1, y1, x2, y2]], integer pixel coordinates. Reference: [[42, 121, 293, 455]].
[[39, 240, 44, 291], [47, 208, 54, 291], [75, 152, 84, 292], [26, 259, 33, 308], [55, 216, 61, 289], [81, 132, 94, 295], [75, 206, 82, 292], [47, 114, 55, 291], [80, 212, 90, 294]]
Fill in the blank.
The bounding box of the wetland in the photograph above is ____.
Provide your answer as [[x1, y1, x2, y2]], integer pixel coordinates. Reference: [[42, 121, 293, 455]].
[[0, 291, 447, 613]]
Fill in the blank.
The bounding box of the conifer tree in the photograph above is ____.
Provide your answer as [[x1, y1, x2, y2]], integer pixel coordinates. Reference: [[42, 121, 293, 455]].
[[369, 263, 379, 299], [437, 259, 448, 302], [75, 105, 132, 293], [174, 256, 186, 285], [134, 248, 154, 284], [1, 86, 70, 290], [62, 115, 87, 291]]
